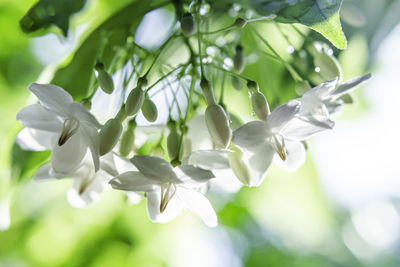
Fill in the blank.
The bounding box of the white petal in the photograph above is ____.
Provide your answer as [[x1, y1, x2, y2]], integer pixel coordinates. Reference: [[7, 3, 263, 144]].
[[232, 121, 267, 150], [280, 117, 333, 141], [16, 128, 54, 151], [176, 165, 214, 183], [29, 83, 73, 115], [126, 192, 142, 205], [209, 168, 243, 193], [304, 78, 338, 99], [67, 172, 108, 208], [70, 102, 101, 128], [34, 162, 53, 180], [113, 153, 137, 173], [80, 122, 100, 172], [187, 150, 230, 170], [109, 171, 157, 192], [16, 104, 63, 132], [274, 140, 306, 172], [267, 100, 300, 134], [176, 187, 218, 227], [246, 141, 275, 187], [146, 190, 183, 223], [51, 131, 87, 175], [131, 155, 180, 183], [331, 74, 371, 99]]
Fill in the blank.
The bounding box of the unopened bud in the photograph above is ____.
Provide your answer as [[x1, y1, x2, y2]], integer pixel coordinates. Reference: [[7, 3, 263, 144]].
[[247, 80, 258, 92], [141, 97, 158, 122], [167, 130, 180, 160], [234, 45, 245, 73], [125, 87, 144, 116], [228, 147, 251, 186], [97, 69, 114, 94], [119, 129, 135, 157], [99, 118, 123, 156], [181, 13, 196, 35], [234, 18, 247, 28], [231, 76, 243, 90], [339, 93, 354, 104], [251, 91, 270, 121], [313, 52, 342, 82], [200, 78, 216, 105], [205, 104, 231, 148]]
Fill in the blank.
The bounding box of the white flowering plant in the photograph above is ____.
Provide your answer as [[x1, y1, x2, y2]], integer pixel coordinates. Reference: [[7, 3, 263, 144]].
[[12, 0, 371, 227]]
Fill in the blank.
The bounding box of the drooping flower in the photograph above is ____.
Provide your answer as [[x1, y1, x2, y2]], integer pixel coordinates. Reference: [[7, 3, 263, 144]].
[[232, 100, 329, 186], [110, 155, 218, 227], [16, 83, 101, 173], [297, 74, 371, 127]]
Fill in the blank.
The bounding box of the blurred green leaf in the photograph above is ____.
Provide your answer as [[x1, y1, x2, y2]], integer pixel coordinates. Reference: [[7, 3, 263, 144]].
[[51, 0, 167, 100], [250, 0, 347, 49], [11, 142, 50, 183], [19, 0, 86, 36]]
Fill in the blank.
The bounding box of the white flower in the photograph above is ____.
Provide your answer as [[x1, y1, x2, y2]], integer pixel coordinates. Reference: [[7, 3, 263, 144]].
[[35, 153, 118, 208], [298, 74, 371, 126], [232, 100, 328, 186], [110, 155, 218, 227], [16, 83, 101, 174]]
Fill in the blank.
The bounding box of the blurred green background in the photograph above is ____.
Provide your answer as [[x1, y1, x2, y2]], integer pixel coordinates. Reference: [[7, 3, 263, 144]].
[[1, 0, 400, 266]]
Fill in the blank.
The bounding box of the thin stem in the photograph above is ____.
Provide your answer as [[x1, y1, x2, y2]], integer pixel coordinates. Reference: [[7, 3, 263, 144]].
[[145, 64, 186, 94], [207, 63, 249, 81]]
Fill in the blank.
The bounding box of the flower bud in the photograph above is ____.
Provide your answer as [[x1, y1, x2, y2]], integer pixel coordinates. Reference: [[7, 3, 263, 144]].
[[119, 129, 135, 157], [228, 147, 251, 186], [141, 97, 158, 122], [97, 69, 114, 94], [339, 93, 354, 104], [205, 104, 231, 148], [247, 80, 258, 93], [99, 118, 123, 156], [125, 87, 144, 116], [233, 45, 245, 73], [313, 53, 342, 82], [231, 76, 243, 90], [167, 130, 180, 160], [181, 13, 196, 35], [251, 91, 270, 121]]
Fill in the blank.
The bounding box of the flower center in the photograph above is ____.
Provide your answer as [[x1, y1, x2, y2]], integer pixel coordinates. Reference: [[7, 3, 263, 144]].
[[58, 118, 80, 146], [160, 183, 176, 213], [271, 135, 287, 161]]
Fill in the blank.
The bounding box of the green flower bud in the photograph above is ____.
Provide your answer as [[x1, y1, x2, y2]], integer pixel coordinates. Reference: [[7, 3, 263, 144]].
[[119, 129, 135, 157], [181, 13, 196, 35], [228, 146, 251, 186], [141, 97, 158, 122], [247, 80, 258, 93], [97, 69, 114, 94], [167, 130, 180, 160], [234, 45, 245, 73], [251, 91, 270, 121], [125, 87, 145, 116], [99, 118, 123, 156], [231, 76, 243, 91], [205, 104, 231, 148], [339, 93, 354, 104], [313, 53, 342, 81]]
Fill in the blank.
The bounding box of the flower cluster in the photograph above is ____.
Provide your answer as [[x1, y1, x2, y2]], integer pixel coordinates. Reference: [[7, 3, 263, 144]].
[[15, 5, 371, 227]]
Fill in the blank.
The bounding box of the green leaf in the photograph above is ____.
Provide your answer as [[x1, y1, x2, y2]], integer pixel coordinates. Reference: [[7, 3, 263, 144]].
[[51, 0, 166, 100], [19, 0, 86, 36], [250, 0, 347, 49]]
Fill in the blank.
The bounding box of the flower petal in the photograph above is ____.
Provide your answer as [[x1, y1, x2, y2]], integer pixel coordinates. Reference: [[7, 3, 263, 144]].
[[109, 171, 157, 192], [146, 190, 183, 223], [80, 122, 100, 172], [29, 83, 73, 115], [246, 141, 275, 187], [187, 150, 230, 170], [232, 121, 267, 150], [34, 162, 53, 180], [331, 74, 371, 99], [304, 78, 338, 99], [274, 140, 306, 172], [267, 100, 300, 134], [67, 172, 108, 208], [51, 131, 87, 175], [176, 165, 215, 183], [280, 117, 333, 141], [176, 187, 218, 227], [16, 104, 63, 132], [16, 128, 54, 151], [131, 155, 180, 183], [70, 102, 101, 128]]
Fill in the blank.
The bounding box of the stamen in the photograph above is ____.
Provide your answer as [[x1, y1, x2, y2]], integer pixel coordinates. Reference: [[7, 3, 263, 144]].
[[271, 135, 287, 161], [159, 183, 176, 213], [58, 118, 80, 146]]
